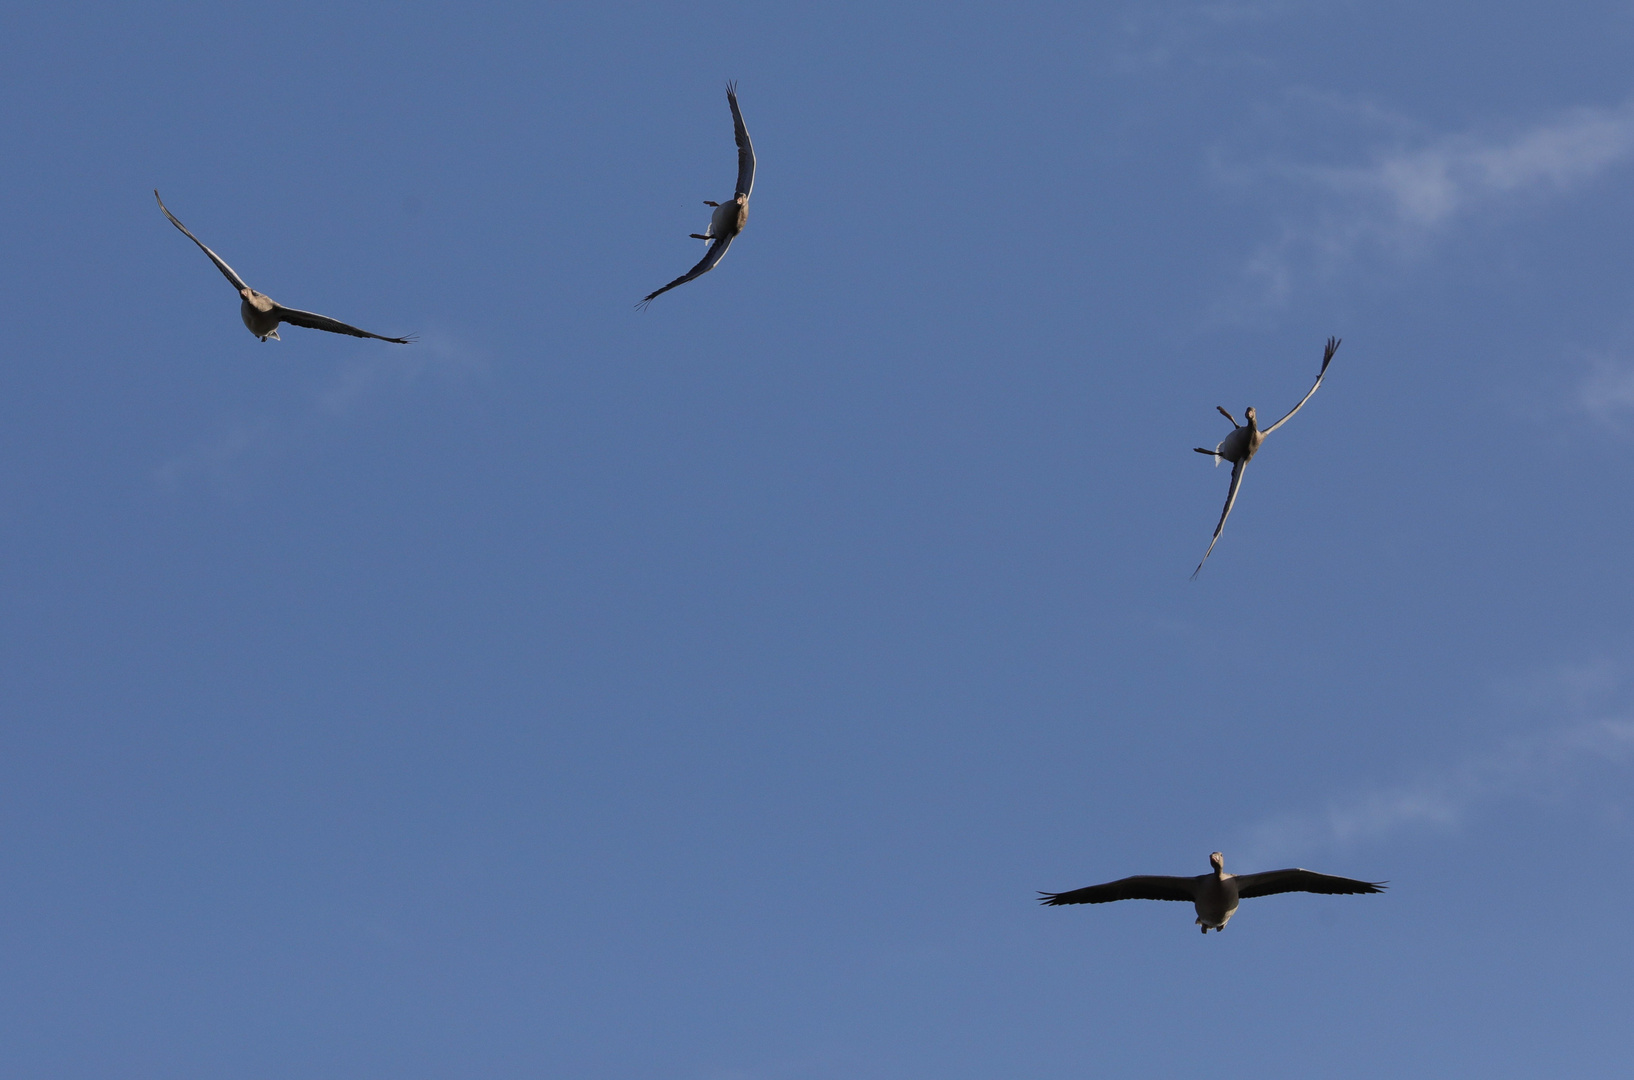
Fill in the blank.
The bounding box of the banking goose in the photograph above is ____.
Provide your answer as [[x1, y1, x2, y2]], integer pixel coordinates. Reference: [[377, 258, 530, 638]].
[[1040, 851, 1383, 933], [637, 82, 755, 309], [1192, 336, 1340, 578], [155, 190, 413, 344]]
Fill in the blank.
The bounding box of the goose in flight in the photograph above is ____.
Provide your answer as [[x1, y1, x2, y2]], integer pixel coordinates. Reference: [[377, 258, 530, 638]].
[[1040, 851, 1384, 933], [154, 190, 413, 344], [1191, 336, 1340, 578], [637, 82, 755, 309]]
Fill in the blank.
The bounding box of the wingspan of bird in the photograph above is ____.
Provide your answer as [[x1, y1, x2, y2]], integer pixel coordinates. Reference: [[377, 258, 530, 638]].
[[1232, 869, 1386, 899], [275, 305, 415, 344], [1192, 457, 1247, 578], [1038, 875, 1199, 905], [1261, 336, 1341, 435], [154, 189, 250, 292], [728, 80, 755, 198], [638, 83, 752, 309], [637, 235, 735, 309]]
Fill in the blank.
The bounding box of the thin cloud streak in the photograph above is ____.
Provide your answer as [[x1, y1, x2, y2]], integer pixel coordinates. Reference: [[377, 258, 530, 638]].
[[1578, 350, 1634, 425], [1318, 101, 1634, 230], [152, 328, 486, 493], [151, 417, 277, 496], [1234, 97, 1634, 304], [1237, 717, 1634, 867]]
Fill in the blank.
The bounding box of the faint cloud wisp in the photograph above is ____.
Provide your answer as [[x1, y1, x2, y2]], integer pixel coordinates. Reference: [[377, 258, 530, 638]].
[[1577, 349, 1634, 426], [152, 329, 486, 495], [151, 417, 278, 496], [1236, 664, 1634, 866], [1326, 101, 1634, 230], [1233, 96, 1634, 304]]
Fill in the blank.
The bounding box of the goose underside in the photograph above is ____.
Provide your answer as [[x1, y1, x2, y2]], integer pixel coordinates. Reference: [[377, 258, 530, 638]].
[[239, 298, 282, 340]]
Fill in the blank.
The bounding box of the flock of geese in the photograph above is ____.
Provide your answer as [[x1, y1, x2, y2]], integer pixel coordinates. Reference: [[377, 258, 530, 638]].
[[155, 83, 1384, 935]]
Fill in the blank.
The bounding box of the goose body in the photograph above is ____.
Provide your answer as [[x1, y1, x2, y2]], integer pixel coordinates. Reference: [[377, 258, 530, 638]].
[[154, 190, 412, 345], [1040, 851, 1384, 933]]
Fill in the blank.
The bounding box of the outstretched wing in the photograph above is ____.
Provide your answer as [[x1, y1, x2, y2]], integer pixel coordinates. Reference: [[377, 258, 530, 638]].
[[636, 234, 735, 308], [1261, 336, 1341, 435], [154, 189, 251, 292], [1233, 869, 1386, 899], [727, 81, 754, 198], [274, 305, 413, 343], [1039, 875, 1199, 905], [1192, 457, 1247, 579]]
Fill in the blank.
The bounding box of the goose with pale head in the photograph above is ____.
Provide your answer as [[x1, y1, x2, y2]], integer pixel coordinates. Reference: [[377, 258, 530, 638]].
[[155, 190, 413, 344], [1040, 850, 1384, 933], [1192, 336, 1340, 577], [638, 82, 755, 309]]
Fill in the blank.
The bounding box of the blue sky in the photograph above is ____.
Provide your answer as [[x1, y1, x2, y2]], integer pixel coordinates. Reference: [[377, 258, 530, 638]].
[[3, 1, 1634, 1076]]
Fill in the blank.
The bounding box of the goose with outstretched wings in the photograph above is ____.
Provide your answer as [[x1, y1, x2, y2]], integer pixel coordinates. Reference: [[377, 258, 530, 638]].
[[155, 190, 413, 344], [1191, 336, 1340, 577], [1040, 851, 1384, 933], [638, 82, 755, 309]]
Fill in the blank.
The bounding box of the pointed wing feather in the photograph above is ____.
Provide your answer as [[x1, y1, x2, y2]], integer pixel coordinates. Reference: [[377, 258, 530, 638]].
[[637, 234, 735, 308], [1192, 457, 1247, 578], [274, 305, 413, 343], [727, 81, 754, 198], [1261, 336, 1340, 435], [154, 189, 251, 292], [1039, 875, 1199, 905], [1233, 869, 1386, 899]]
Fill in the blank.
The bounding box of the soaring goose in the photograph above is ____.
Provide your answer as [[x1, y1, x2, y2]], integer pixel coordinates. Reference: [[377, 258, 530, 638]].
[[154, 190, 413, 344], [1040, 851, 1384, 933], [637, 82, 755, 309], [1192, 336, 1340, 578]]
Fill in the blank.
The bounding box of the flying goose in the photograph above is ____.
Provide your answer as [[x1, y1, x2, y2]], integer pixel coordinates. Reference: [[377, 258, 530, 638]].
[[154, 190, 412, 344], [1040, 851, 1384, 933], [637, 82, 755, 309], [1192, 336, 1340, 578]]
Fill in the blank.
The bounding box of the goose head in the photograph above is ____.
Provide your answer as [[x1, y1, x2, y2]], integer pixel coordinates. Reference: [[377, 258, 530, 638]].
[[1209, 851, 1225, 875], [1243, 407, 1257, 429]]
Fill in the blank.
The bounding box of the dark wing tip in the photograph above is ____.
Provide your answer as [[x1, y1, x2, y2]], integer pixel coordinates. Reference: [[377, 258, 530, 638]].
[[1038, 891, 1069, 906], [726, 79, 738, 97]]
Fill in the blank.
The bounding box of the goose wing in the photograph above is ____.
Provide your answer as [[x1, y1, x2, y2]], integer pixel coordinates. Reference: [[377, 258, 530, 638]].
[[1261, 336, 1340, 435], [273, 305, 413, 343], [1039, 875, 1199, 905], [1233, 869, 1386, 898], [637, 234, 735, 308], [1192, 457, 1247, 579], [154, 189, 251, 292], [727, 81, 754, 198]]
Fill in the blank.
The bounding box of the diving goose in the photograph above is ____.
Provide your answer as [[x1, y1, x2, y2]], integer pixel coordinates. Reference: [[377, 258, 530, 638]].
[[1040, 851, 1384, 933], [154, 190, 413, 344], [637, 82, 755, 309], [1192, 336, 1340, 578]]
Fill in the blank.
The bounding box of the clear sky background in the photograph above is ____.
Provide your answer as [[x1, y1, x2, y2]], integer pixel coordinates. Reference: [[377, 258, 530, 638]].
[[2, 2, 1633, 1076]]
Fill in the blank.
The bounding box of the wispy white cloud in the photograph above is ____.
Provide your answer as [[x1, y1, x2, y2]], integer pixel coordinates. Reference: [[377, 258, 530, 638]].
[[1232, 97, 1634, 303], [152, 329, 486, 493], [151, 417, 277, 496], [1236, 663, 1634, 865], [1316, 100, 1634, 228], [1577, 353, 1634, 423], [1111, 1, 1307, 72]]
